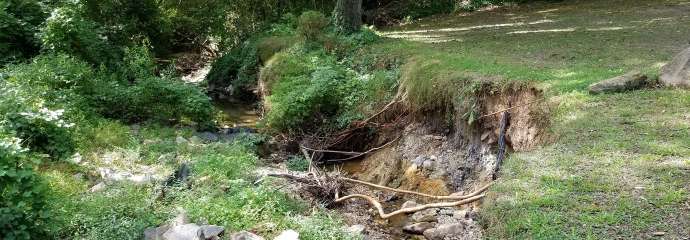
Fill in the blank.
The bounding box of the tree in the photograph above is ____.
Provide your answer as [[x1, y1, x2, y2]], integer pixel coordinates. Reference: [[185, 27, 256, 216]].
[[332, 0, 362, 34]]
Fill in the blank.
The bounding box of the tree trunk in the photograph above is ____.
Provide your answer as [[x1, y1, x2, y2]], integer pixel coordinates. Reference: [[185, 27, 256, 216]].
[[332, 0, 362, 34]]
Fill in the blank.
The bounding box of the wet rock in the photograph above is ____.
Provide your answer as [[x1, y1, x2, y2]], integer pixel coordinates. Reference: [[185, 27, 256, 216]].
[[200, 225, 225, 239], [231, 231, 265, 240], [162, 224, 204, 240], [402, 222, 436, 234], [273, 230, 299, 240], [422, 221, 481, 240], [196, 132, 219, 142], [401, 200, 419, 209], [411, 209, 438, 222], [89, 182, 106, 192], [660, 46, 690, 88], [588, 71, 647, 94], [346, 225, 365, 235], [176, 136, 189, 145]]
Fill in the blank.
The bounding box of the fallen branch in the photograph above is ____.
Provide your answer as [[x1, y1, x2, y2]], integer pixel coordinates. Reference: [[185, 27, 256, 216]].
[[325, 136, 401, 162], [335, 193, 486, 219], [342, 177, 493, 200]]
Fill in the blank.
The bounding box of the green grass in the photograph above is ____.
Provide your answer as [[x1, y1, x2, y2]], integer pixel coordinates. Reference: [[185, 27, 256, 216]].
[[41, 121, 359, 240], [372, 0, 690, 238]]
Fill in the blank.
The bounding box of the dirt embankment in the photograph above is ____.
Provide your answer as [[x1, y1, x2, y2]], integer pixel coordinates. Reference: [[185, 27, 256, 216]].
[[333, 85, 548, 239]]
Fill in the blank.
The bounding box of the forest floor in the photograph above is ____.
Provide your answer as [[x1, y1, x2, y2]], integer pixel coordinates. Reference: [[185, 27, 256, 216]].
[[373, 0, 690, 238]]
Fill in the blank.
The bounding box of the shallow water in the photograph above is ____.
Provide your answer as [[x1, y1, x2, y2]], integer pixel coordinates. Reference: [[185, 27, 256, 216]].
[[214, 101, 260, 128]]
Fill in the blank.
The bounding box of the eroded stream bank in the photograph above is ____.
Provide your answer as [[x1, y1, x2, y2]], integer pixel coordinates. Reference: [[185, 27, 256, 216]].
[[215, 85, 548, 239]]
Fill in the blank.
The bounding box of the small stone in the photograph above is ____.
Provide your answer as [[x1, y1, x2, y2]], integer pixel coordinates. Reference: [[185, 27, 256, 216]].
[[423, 220, 482, 240], [452, 210, 468, 220], [273, 230, 299, 240], [175, 136, 189, 145], [652, 231, 666, 236], [231, 231, 265, 240], [422, 160, 434, 170], [481, 131, 491, 141], [345, 225, 365, 234], [70, 153, 83, 164], [411, 209, 438, 222], [402, 222, 436, 234], [412, 156, 426, 165], [189, 136, 203, 145], [200, 225, 225, 239], [401, 201, 419, 209], [89, 182, 107, 192]]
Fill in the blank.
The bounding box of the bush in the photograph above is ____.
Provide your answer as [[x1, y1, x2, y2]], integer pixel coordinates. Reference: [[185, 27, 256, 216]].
[[0, 136, 51, 240], [0, 0, 47, 65], [205, 40, 260, 102], [297, 11, 329, 43], [286, 155, 309, 171], [41, 5, 119, 66]]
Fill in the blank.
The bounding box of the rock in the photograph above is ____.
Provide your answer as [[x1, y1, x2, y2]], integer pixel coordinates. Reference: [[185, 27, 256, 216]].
[[231, 231, 265, 240], [660, 46, 690, 88], [402, 222, 436, 234], [401, 201, 419, 209], [411, 209, 438, 222], [189, 136, 203, 145], [412, 156, 426, 165], [176, 136, 189, 145], [422, 221, 481, 240], [588, 71, 647, 94], [162, 224, 204, 240], [200, 225, 225, 239], [89, 182, 107, 192], [273, 230, 299, 240], [144, 224, 170, 240], [196, 132, 219, 142], [346, 225, 365, 234], [452, 210, 468, 220], [652, 231, 666, 236], [422, 160, 435, 170]]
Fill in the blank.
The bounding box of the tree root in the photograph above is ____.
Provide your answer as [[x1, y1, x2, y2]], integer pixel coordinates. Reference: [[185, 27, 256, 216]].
[[342, 177, 493, 200], [335, 193, 486, 219]]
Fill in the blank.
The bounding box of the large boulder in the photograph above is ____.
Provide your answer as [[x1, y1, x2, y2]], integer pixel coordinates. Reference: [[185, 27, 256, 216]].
[[588, 71, 647, 94], [660, 46, 690, 88]]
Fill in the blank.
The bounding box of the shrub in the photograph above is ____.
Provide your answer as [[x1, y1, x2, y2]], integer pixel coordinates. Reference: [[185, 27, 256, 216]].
[[205, 41, 260, 102], [0, 136, 51, 240], [41, 5, 119, 66], [297, 11, 329, 43], [4, 109, 76, 160], [0, 0, 47, 65], [286, 155, 309, 171]]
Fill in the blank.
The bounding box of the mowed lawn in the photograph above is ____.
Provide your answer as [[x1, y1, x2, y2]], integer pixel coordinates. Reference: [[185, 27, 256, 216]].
[[375, 0, 690, 238]]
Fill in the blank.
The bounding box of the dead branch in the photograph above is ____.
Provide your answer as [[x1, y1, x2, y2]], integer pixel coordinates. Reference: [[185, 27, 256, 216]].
[[342, 177, 493, 200], [335, 193, 486, 219], [300, 146, 363, 156], [325, 136, 401, 162]]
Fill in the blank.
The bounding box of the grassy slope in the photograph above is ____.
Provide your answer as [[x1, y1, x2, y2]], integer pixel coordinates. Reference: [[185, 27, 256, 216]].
[[375, 0, 690, 238]]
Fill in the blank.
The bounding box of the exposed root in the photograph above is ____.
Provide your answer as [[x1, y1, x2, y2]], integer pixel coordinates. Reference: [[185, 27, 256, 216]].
[[342, 177, 493, 200], [335, 193, 486, 219], [322, 136, 401, 163]]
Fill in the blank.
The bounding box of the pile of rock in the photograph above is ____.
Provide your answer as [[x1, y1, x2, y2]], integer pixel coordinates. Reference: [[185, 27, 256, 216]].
[[144, 213, 301, 240], [401, 202, 482, 240], [144, 213, 225, 240]]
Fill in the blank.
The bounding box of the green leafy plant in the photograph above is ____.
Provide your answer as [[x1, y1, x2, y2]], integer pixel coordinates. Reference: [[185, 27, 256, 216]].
[[297, 11, 329, 43], [0, 136, 51, 240], [286, 155, 309, 171]]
